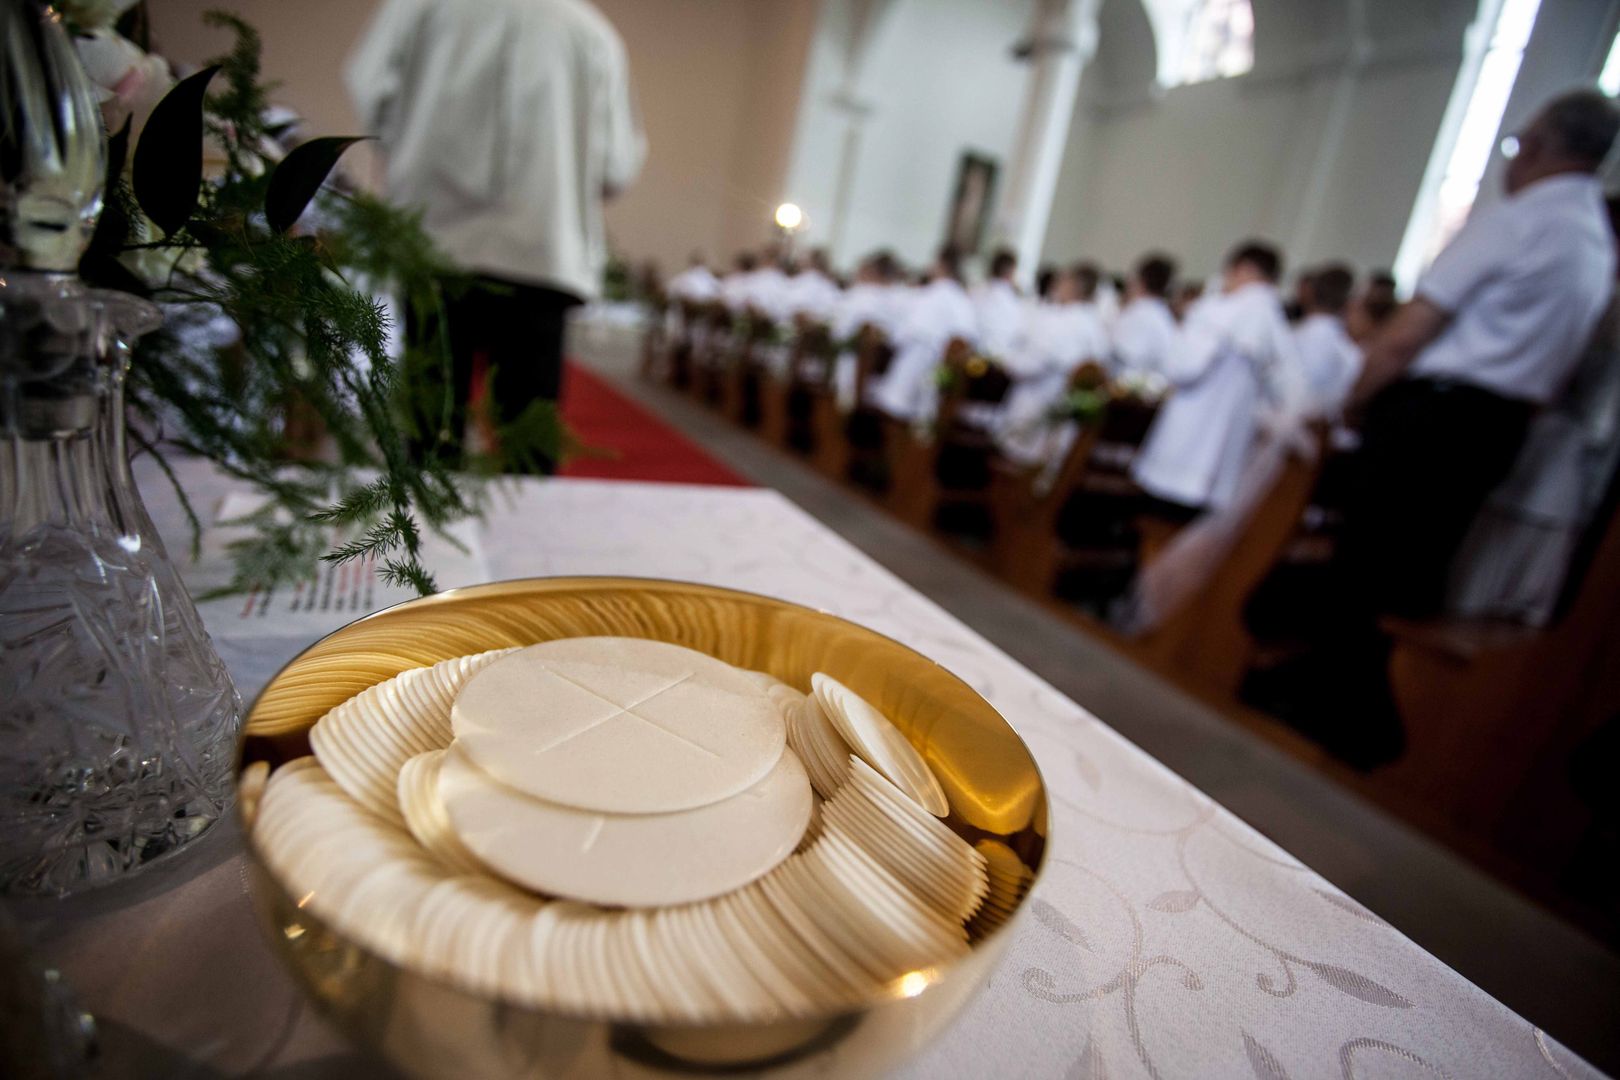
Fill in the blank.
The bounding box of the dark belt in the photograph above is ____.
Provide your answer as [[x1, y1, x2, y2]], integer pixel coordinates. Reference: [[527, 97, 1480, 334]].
[[1398, 375, 1535, 409]]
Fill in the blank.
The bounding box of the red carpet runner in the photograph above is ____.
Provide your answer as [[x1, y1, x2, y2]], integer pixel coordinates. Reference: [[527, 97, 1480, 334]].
[[557, 363, 753, 487]]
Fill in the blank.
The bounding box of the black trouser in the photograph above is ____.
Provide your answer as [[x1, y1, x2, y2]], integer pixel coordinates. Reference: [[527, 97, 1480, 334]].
[[407, 275, 579, 470], [1333, 377, 1535, 623], [1276, 377, 1535, 766]]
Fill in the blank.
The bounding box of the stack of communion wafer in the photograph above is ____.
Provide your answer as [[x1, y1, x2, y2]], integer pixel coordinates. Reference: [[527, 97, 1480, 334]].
[[250, 637, 993, 1019], [969, 839, 1035, 936]]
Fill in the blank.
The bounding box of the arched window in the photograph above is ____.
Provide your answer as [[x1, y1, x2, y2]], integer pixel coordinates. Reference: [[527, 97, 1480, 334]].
[[1599, 24, 1620, 96], [1177, 0, 1254, 85], [1394, 0, 1543, 288]]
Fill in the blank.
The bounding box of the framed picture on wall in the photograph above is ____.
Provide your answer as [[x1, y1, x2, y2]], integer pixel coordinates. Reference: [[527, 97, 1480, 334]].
[[944, 151, 998, 254]]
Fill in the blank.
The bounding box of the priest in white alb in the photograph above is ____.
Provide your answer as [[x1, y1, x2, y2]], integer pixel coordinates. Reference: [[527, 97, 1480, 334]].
[[345, 0, 644, 465]]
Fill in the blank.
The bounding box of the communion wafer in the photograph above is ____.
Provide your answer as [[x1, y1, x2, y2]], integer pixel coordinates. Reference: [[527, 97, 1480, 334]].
[[811, 673, 948, 816], [452, 638, 785, 814], [397, 750, 486, 875], [827, 758, 988, 922], [309, 648, 516, 820], [786, 693, 852, 798], [437, 742, 812, 907]]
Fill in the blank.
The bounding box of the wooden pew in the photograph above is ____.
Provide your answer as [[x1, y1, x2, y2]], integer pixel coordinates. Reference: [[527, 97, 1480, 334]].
[[880, 337, 979, 528], [905, 344, 1015, 545], [808, 326, 886, 482], [1234, 430, 1361, 675], [1375, 484, 1620, 870], [757, 364, 790, 447], [1129, 428, 1328, 695], [723, 307, 777, 428], [843, 329, 901, 491], [755, 317, 826, 449], [989, 374, 1160, 600], [782, 322, 834, 457], [986, 425, 1104, 594], [639, 297, 669, 382], [872, 414, 931, 524], [665, 299, 706, 390], [693, 305, 734, 408]]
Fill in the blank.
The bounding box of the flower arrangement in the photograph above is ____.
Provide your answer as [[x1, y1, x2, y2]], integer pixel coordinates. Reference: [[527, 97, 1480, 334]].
[[55, 2, 567, 594]]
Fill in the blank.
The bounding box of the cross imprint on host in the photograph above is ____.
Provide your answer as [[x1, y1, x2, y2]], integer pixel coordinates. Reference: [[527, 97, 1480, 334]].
[[532, 668, 722, 757]]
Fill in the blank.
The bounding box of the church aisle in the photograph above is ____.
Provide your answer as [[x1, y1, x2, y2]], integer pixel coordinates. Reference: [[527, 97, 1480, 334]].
[[558, 361, 752, 487], [569, 342, 1620, 1073]]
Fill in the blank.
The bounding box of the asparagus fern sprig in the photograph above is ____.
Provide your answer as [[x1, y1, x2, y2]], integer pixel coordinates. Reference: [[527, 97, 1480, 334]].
[[81, 12, 569, 595]]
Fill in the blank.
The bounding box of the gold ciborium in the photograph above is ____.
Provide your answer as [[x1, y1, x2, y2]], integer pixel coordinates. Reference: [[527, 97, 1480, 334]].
[[240, 577, 1047, 1078]]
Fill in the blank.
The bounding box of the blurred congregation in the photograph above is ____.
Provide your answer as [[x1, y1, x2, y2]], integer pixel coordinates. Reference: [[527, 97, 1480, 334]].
[[149, 0, 1620, 944], [634, 89, 1618, 799], [609, 8, 1620, 938]]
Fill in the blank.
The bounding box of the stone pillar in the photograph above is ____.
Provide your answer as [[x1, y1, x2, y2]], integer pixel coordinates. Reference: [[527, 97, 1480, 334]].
[[992, 0, 1098, 283], [821, 0, 898, 263], [825, 91, 875, 261]]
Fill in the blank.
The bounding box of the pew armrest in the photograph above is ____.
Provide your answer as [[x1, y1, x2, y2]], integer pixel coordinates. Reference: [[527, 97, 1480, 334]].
[[1380, 615, 1541, 663]]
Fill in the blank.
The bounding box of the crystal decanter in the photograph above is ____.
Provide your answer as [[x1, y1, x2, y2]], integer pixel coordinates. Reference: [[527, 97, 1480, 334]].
[[0, 1, 241, 895], [0, 277, 242, 895]]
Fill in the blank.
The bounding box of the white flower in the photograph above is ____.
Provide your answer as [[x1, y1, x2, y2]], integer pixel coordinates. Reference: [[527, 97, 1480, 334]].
[[55, 0, 142, 32], [72, 28, 172, 145]]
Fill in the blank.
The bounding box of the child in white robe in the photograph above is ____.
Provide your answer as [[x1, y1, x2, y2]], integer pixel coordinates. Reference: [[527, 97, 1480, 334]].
[[830, 252, 906, 409], [1132, 242, 1304, 515], [971, 248, 1025, 362], [666, 257, 720, 303], [1291, 264, 1363, 420], [997, 266, 1110, 466], [1110, 253, 1179, 380], [867, 249, 978, 422], [783, 249, 842, 325]]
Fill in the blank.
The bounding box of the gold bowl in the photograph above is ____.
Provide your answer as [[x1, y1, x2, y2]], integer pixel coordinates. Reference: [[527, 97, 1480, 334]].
[[239, 577, 1048, 1079]]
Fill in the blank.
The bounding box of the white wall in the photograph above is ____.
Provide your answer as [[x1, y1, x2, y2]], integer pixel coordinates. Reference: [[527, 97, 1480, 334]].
[[147, 0, 1617, 287], [783, 0, 1035, 269], [1043, 0, 1478, 281], [148, 0, 817, 276]]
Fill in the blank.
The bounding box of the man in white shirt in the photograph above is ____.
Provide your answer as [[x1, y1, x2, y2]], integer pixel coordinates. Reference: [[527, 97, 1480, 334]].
[[1342, 90, 1618, 621], [347, 0, 644, 465], [1110, 253, 1179, 379], [1272, 91, 1620, 769], [971, 248, 1024, 361], [1131, 241, 1299, 517], [868, 248, 978, 422], [1291, 264, 1362, 419]]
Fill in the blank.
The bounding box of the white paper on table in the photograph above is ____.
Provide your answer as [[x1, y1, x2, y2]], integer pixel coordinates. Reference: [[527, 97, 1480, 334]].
[[192, 491, 491, 639]]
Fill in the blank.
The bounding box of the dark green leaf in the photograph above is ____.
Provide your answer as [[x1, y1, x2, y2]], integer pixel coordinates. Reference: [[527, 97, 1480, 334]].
[[79, 252, 150, 297], [265, 136, 366, 233], [106, 117, 132, 185], [81, 120, 136, 275], [132, 65, 219, 236], [82, 193, 129, 267]]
